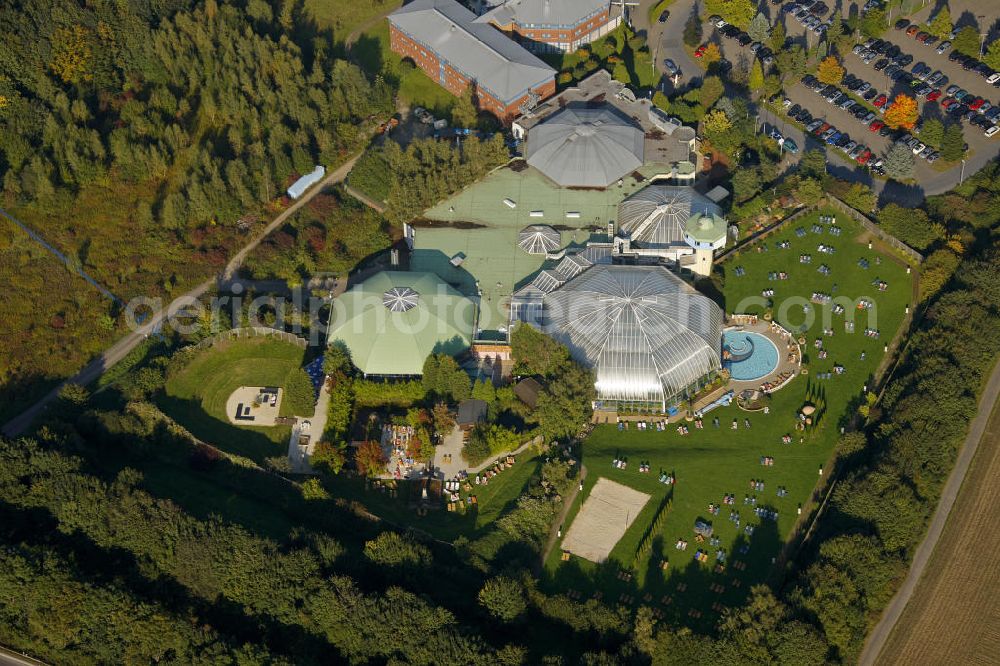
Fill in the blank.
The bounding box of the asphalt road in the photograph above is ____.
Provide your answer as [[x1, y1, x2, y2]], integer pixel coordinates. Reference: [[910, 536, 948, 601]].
[[636, 0, 700, 91], [858, 354, 1000, 665], [1, 152, 361, 438], [698, 5, 1000, 203]]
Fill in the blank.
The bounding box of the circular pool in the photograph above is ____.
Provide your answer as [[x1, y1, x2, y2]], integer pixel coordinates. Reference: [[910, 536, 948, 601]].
[[723, 330, 779, 382]]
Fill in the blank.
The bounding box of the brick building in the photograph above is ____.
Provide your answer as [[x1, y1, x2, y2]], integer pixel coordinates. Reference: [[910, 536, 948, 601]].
[[476, 0, 622, 54], [388, 0, 556, 123]]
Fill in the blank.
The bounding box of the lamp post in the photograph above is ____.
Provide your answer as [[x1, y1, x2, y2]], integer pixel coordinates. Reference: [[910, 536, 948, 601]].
[[960, 158, 966, 184]]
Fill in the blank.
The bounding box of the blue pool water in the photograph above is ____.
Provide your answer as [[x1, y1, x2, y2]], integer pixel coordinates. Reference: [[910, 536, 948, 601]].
[[723, 330, 779, 382]]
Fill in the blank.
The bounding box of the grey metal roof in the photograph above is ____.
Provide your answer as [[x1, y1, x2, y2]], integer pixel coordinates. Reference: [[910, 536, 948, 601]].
[[618, 185, 721, 248], [518, 225, 561, 254], [526, 105, 644, 188], [389, 0, 554, 105], [477, 0, 610, 28], [542, 265, 722, 405]]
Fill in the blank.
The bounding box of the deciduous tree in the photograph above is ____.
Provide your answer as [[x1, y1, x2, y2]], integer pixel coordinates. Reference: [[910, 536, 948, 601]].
[[927, 7, 952, 40], [817, 56, 844, 85], [354, 439, 386, 478], [478, 577, 527, 622], [883, 94, 918, 130], [952, 26, 981, 58]]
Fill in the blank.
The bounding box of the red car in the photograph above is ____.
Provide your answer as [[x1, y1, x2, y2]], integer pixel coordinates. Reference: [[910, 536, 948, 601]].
[[869, 119, 884, 132], [814, 122, 831, 136], [906, 25, 919, 36], [916, 31, 930, 43], [926, 89, 942, 102], [694, 44, 707, 57], [941, 96, 957, 108], [873, 94, 888, 109], [968, 97, 985, 110], [856, 149, 872, 165]]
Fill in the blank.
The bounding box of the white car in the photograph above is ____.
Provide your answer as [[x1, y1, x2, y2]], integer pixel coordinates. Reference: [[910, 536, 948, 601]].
[[986, 125, 1000, 138], [988, 73, 1000, 84], [912, 142, 926, 155], [715, 18, 727, 28]]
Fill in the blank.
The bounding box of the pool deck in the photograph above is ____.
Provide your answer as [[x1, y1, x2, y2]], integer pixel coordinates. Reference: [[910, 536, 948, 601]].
[[725, 317, 802, 395]]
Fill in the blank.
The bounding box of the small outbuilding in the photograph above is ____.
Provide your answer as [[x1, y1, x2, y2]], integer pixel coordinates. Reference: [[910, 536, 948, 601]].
[[514, 377, 544, 409], [457, 399, 489, 429]]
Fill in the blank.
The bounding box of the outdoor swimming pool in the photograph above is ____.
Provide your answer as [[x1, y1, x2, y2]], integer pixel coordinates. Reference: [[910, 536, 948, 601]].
[[723, 330, 779, 382]]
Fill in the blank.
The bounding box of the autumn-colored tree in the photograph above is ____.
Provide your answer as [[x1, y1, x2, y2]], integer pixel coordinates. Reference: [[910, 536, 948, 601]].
[[702, 108, 732, 135], [883, 94, 918, 130], [311, 441, 346, 475], [50, 25, 93, 83], [354, 440, 386, 478], [816, 56, 844, 85], [702, 42, 722, 66]]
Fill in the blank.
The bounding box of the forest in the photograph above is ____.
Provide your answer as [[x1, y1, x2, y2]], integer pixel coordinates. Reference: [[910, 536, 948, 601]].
[[0, 0, 393, 418]]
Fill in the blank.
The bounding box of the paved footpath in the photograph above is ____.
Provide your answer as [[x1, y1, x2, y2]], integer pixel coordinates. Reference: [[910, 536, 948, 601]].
[[858, 355, 1000, 665]]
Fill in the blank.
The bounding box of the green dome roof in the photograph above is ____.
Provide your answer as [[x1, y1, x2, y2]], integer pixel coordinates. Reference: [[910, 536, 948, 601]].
[[327, 271, 476, 376]]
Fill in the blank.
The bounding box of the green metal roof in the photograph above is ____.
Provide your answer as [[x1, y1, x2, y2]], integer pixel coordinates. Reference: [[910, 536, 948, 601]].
[[684, 213, 728, 244], [416, 163, 665, 335], [327, 271, 476, 376]]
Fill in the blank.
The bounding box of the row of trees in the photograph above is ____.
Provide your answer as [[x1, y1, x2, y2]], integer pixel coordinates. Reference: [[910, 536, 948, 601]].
[[348, 134, 511, 225]]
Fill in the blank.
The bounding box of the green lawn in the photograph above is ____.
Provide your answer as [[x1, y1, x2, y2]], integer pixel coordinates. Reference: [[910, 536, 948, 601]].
[[303, 0, 401, 45], [544, 208, 915, 626], [354, 21, 457, 118], [159, 339, 313, 462]]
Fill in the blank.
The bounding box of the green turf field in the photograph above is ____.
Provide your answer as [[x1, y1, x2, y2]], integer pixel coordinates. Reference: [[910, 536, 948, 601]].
[[543, 207, 915, 626], [159, 339, 313, 462]]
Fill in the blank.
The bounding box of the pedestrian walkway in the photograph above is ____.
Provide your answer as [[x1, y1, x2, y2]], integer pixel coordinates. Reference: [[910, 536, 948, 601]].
[[287, 377, 330, 474]]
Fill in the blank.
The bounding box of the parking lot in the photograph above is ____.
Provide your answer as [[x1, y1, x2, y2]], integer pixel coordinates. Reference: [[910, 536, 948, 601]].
[[701, 0, 1000, 194]]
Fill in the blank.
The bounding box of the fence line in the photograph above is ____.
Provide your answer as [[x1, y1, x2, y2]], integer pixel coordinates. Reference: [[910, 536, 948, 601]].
[[192, 326, 309, 351], [715, 197, 924, 265], [825, 195, 924, 264]]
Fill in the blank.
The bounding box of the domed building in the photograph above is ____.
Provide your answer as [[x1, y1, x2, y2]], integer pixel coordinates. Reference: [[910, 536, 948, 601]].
[[540, 264, 722, 409], [327, 271, 476, 376], [617, 184, 722, 248], [525, 105, 644, 188]]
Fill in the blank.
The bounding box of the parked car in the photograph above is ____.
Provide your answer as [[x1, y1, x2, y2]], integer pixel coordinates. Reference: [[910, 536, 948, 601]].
[[664, 59, 680, 75], [936, 41, 952, 54], [869, 119, 884, 132], [857, 149, 872, 165], [782, 138, 799, 153], [806, 119, 824, 132], [986, 125, 1000, 138], [906, 25, 919, 36], [894, 18, 910, 30], [658, 10, 669, 22], [927, 90, 942, 102], [787, 103, 802, 117], [873, 94, 888, 109], [863, 88, 878, 101]]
